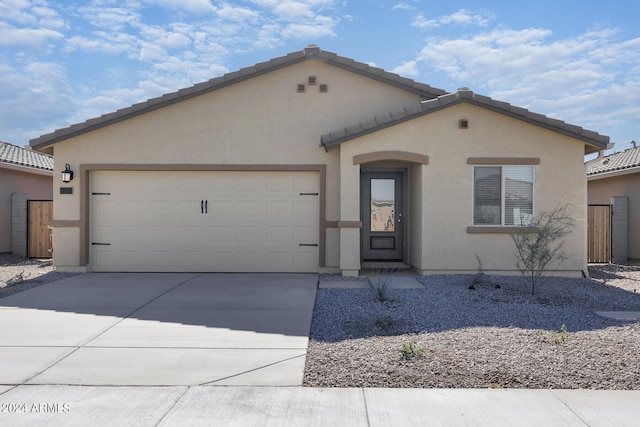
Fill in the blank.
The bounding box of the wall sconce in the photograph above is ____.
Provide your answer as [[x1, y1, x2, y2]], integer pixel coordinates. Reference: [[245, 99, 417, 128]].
[[61, 163, 74, 183]]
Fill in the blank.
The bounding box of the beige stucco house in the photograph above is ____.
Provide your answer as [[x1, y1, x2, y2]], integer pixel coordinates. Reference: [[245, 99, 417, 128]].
[[587, 143, 640, 261], [0, 141, 53, 256], [30, 46, 608, 276]]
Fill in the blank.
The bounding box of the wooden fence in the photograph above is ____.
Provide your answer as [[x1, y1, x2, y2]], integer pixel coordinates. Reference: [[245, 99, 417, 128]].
[[587, 205, 611, 263], [28, 200, 53, 258]]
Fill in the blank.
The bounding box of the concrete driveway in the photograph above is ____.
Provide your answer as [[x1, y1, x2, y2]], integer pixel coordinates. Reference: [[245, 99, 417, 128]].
[[0, 273, 318, 386]]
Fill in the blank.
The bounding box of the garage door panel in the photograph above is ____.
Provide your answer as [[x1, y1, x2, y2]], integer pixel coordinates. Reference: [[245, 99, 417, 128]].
[[293, 200, 317, 217], [90, 170, 319, 272], [266, 226, 291, 242], [235, 200, 258, 216], [266, 200, 290, 216]]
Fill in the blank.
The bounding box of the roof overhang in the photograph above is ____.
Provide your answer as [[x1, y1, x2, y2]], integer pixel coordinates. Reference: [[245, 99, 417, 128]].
[[0, 161, 53, 177], [321, 89, 609, 154], [587, 166, 640, 181], [30, 45, 446, 154]]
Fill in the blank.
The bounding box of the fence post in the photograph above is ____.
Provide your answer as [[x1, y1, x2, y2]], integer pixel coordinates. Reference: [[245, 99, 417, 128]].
[[611, 196, 629, 264]]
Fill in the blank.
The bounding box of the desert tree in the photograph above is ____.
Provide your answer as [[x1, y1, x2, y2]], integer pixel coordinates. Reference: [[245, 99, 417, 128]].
[[511, 204, 575, 295]]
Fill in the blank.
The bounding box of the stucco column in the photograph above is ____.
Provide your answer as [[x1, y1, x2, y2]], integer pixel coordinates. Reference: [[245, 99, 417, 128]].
[[339, 158, 361, 276]]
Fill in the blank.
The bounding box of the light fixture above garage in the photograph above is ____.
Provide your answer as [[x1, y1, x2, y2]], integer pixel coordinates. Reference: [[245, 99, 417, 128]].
[[61, 163, 74, 183]]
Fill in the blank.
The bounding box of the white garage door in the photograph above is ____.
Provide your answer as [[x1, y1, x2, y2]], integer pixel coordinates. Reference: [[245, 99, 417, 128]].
[[90, 170, 319, 272]]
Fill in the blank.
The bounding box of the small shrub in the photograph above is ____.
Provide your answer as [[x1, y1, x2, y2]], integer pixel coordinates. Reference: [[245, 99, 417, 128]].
[[472, 254, 486, 287], [365, 268, 394, 302], [374, 315, 394, 329], [538, 324, 569, 345], [399, 337, 425, 359], [511, 204, 574, 295], [552, 324, 568, 345]]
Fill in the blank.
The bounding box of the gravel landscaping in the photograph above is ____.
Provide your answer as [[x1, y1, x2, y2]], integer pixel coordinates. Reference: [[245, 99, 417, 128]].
[[2, 254, 638, 389], [304, 266, 640, 389], [0, 254, 77, 299]]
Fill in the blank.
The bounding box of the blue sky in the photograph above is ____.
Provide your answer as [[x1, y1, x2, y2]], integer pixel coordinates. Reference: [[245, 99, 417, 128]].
[[2, 0, 639, 152]]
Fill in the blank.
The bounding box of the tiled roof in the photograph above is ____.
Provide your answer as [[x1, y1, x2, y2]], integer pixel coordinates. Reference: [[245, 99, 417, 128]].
[[0, 141, 53, 171], [321, 88, 609, 153], [30, 45, 446, 151], [587, 144, 640, 176]]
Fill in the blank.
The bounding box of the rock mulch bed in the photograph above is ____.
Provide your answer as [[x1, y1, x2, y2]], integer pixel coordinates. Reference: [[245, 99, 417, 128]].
[[304, 267, 640, 389], [0, 254, 77, 299]]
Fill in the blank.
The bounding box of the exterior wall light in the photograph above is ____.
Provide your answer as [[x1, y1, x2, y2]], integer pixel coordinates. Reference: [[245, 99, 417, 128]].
[[61, 163, 74, 183]]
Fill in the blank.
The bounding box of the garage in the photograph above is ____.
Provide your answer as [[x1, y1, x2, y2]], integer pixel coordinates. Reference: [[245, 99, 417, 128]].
[[90, 170, 320, 272]]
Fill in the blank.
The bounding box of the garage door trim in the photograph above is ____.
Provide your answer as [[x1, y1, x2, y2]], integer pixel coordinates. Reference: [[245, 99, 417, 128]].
[[76, 164, 327, 270]]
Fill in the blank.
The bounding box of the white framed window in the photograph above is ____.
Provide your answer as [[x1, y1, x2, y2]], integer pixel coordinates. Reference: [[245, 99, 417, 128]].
[[473, 166, 534, 226]]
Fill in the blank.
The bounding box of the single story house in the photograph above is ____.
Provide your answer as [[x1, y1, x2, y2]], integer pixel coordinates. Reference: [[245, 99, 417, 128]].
[[587, 143, 640, 261], [30, 45, 609, 276], [0, 141, 53, 257]]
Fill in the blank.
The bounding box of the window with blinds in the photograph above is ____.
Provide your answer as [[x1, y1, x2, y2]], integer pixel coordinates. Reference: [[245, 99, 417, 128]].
[[473, 166, 533, 226]]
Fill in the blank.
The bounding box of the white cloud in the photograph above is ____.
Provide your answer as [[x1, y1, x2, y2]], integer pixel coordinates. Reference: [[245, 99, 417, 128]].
[[281, 16, 336, 39], [0, 59, 76, 143], [1, 0, 345, 144], [392, 3, 414, 11], [216, 4, 260, 22], [0, 0, 66, 48], [415, 27, 640, 133], [392, 60, 419, 77], [76, 5, 142, 32], [273, 1, 315, 19], [66, 31, 139, 55], [413, 9, 494, 29], [139, 41, 167, 61], [142, 0, 216, 13], [0, 24, 63, 47], [139, 26, 191, 49]]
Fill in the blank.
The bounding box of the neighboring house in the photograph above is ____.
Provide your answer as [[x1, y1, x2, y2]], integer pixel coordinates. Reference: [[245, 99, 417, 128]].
[[30, 46, 608, 276], [587, 143, 640, 262], [0, 141, 53, 256]]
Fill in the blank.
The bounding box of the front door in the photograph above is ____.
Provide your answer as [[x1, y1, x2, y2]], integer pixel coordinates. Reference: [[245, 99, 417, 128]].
[[361, 170, 405, 261]]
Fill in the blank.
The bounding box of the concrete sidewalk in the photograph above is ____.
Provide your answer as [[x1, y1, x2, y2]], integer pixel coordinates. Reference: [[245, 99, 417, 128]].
[[0, 385, 638, 426]]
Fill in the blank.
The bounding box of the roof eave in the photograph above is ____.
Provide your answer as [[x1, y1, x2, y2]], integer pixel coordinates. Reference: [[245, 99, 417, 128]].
[[0, 161, 54, 176], [322, 94, 609, 152], [587, 165, 640, 181], [30, 46, 446, 151]]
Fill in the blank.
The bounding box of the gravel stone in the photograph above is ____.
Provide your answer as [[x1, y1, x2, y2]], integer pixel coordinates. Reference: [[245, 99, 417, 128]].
[[2, 254, 638, 389], [0, 254, 77, 298], [304, 266, 640, 389]]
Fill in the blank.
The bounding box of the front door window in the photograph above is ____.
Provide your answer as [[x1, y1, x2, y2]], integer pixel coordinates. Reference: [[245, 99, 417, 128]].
[[361, 171, 405, 261], [370, 179, 395, 232]]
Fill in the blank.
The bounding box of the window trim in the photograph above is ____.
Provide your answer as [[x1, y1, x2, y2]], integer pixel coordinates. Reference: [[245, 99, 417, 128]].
[[471, 164, 535, 227]]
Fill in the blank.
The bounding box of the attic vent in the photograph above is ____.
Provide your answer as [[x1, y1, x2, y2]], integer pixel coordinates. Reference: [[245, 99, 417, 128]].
[[297, 84, 305, 93], [308, 76, 317, 85], [459, 119, 469, 129], [319, 84, 328, 93]]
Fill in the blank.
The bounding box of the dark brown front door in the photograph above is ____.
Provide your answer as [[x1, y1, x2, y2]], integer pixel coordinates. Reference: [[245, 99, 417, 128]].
[[361, 170, 405, 261]]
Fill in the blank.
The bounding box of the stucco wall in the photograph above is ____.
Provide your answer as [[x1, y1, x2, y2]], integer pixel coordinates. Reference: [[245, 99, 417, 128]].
[[588, 173, 640, 259], [47, 60, 426, 270], [0, 167, 53, 254], [339, 103, 588, 276], [41, 59, 591, 275]]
